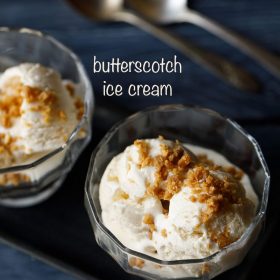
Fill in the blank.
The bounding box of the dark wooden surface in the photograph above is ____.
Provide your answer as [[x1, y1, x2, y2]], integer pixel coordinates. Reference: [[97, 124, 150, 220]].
[[0, 0, 279, 279]]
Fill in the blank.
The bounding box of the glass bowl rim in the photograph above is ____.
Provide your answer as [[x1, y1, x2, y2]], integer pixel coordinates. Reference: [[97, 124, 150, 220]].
[[85, 104, 270, 265], [0, 27, 94, 174]]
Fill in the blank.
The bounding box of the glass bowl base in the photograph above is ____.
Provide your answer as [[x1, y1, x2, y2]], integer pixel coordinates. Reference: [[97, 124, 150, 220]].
[[0, 175, 67, 208]]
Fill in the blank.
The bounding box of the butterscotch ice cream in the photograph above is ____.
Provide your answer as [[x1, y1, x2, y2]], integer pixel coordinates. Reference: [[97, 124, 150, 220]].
[[99, 137, 258, 277], [0, 63, 84, 185]]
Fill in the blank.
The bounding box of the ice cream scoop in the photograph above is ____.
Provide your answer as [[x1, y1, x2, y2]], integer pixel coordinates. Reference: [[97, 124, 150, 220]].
[[0, 62, 86, 192], [0, 63, 83, 166], [99, 137, 258, 265]]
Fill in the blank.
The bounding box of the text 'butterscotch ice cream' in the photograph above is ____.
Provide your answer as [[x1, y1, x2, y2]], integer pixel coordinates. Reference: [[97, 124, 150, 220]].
[[99, 137, 258, 276], [0, 63, 85, 185]]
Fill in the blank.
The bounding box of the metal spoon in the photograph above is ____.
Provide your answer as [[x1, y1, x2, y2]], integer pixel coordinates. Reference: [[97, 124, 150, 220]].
[[67, 0, 260, 92], [127, 0, 280, 79]]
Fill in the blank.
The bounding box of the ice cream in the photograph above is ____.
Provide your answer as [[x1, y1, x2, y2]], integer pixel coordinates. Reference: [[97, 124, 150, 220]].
[[0, 63, 85, 185], [99, 137, 258, 277]]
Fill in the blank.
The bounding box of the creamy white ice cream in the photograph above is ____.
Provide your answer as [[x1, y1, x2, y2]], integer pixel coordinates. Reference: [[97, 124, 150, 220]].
[[99, 137, 258, 277], [0, 63, 85, 184]]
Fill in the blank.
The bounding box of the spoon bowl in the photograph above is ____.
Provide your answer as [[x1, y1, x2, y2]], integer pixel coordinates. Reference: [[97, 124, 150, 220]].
[[68, 0, 124, 20]]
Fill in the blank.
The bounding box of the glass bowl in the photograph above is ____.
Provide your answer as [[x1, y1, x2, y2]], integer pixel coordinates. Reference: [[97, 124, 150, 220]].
[[85, 104, 270, 279], [0, 27, 94, 207]]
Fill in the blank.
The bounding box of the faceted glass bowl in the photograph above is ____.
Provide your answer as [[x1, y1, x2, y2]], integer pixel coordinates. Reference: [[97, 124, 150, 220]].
[[85, 104, 270, 279], [0, 27, 94, 207]]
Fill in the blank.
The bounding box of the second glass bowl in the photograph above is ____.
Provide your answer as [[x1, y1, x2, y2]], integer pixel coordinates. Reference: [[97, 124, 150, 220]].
[[0, 28, 94, 207], [85, 104, 269, 279]]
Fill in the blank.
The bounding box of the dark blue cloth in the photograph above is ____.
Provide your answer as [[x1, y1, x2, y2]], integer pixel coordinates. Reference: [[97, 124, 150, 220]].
[[0, 242, 74, 279], [0, 0, 279, 279]]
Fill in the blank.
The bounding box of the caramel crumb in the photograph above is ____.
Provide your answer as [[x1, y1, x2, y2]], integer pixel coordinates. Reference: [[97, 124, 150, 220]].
[[65, 83, 75, 97], [197, 154, 244, 181], [113, 189, 129, 201], [209, 225, 238, 248], [0, 76, 66, 126], [58, 110, 67, 121], [161, 229, 167, 238], [202, 263, 210, 275], [65, 83, 84, 121], [23, 85, 58, 124], [134, 140, 150, 168], [136, 137, 192, 204], [0, 77, 23, 128], [143, 214, 156, 240], [143, 214, 154, 225], [0, 173, 30, 186], [129, 257, 145, 269], [0, 133, 19, 157], [75, 98, 84, 120]]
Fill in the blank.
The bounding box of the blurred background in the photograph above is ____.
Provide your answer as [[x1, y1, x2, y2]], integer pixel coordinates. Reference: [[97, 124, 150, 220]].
[[0, 0, 279, 279]]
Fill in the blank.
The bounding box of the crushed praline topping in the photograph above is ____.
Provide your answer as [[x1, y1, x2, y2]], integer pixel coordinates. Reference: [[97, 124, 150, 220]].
[[0, 77, 23, 128], [113, 189, 129, 201], [134, 136, 252, 248], [0, 173, 30, 186], [143, 213, 156, 240], [0, 76, 66, 125], [135, 137, 192, 201], [129, 257, 145, 269], [0, 133, 19, 157], [161, 229, 167, 238], [74, 97, 84, 121], [0, 76, 83, 187], [65, 82, 84, 121]]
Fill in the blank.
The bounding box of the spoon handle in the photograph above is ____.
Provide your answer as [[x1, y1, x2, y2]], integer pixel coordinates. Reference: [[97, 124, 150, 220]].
[[181, 9, 280, 79], [114, 11, 259, 92]]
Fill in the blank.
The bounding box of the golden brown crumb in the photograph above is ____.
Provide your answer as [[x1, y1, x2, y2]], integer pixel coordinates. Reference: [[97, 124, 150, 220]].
[[0, 77, 23, 128], [223, 166, 244, 181], [65, 83, 85, 121], [113, 189, 129, 201], [0, 133, 19, 157], [143, 214, 156, 239], [58, 110, 67, 121], [190, 195, 197, 202], [129, 257, 145, 269], [161, 229, 167, 238], [136, 137, 192, 203], [78, 128, 87, 139], [0, 77, 89, 128], [134, 140, 150, 168], [65, 83, 75, 97], [74, 98, 84, 121], [0, 76, 67, 126], [143, 214, 154, 225], [201, 263, 210, 275], [209, 225, 238, 249], [0, 173, 30, 186], [23, 85, 58, 124], [134, 137, 250, 249], [197, 154, 244, 181]]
